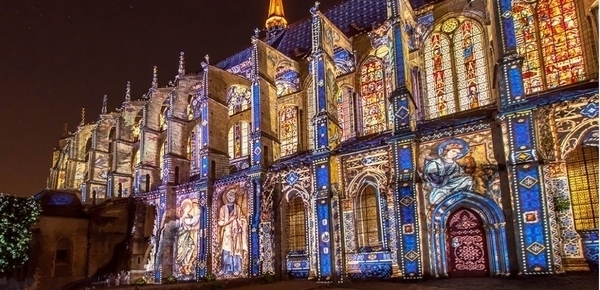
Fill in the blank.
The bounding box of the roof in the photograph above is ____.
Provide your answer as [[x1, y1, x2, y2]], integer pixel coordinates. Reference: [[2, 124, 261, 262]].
[[216, 0, 388, 69], [34, 190, 86, 218]]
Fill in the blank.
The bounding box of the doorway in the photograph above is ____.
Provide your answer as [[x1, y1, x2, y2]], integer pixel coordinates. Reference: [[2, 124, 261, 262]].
[[446, 208, 489, 277]]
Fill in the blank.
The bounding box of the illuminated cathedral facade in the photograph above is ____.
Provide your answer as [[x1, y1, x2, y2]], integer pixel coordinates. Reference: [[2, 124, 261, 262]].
[[47, 0, 599, 282]]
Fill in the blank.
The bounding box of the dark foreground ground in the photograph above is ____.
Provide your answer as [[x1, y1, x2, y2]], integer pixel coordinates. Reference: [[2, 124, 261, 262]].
[[112, 272, 599, 290]]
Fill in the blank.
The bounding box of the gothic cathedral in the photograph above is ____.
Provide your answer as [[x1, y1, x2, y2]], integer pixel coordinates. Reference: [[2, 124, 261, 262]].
[[47, 0, 599, 282]]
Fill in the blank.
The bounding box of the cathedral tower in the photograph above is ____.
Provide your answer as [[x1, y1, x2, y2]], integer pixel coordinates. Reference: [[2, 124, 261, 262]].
[[265, 0, 287, 36]]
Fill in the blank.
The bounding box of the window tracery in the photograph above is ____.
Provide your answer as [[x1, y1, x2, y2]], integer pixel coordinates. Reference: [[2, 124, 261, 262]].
[[354, 185, 382, 249], [423, 17, 490, 119], [286, 196, 307, 253], [566, 146, 598, 231], [228, 122, 250, 159], [280, 106, 299, 157], [359, 58, 387, 135], [227, 85, 252, 116], [337, 86, 355, 142], [512, 0, 586, 94]]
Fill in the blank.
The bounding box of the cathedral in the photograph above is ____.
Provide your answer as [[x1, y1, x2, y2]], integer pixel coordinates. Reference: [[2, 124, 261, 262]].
[[46, 0, 599, 283]]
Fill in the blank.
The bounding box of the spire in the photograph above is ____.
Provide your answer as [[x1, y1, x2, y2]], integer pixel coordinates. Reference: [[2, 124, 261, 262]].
[[265, 0, 287, 33], [125, 81, 131, 102], [152, 66, 158, 90], [80, 108, 85, 126], [178, 51, 185, 77], [63, 123, 69, 136], [101, 95, 108, 114]]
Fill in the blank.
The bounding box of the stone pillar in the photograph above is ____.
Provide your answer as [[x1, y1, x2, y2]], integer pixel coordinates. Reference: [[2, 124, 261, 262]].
[[500, 110, 557, 274]]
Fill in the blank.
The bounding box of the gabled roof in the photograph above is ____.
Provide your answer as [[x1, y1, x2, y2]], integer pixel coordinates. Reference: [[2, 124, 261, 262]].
[[216, 0, 388, 69]]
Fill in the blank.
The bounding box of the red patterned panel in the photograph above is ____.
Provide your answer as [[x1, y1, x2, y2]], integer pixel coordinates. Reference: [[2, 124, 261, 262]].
[[446, 208, 489, 278]]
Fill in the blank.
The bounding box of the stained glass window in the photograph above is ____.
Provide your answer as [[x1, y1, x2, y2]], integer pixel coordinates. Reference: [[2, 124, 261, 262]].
[[228, 122, 250, 159], [227, 85, 252, 116], [355, 185, 382, 249], [160, 107, 168, 131], [188, 125, 202, 174], [360, 58, 387, 135], [424, 18, 489, 119], [286, 196, 307, 253], [566, 146, 598, 231], [337, 86, 355, 141], [307, 80, 315, 150], [280, 106, 299, 156], [513, 0, 585, 94]]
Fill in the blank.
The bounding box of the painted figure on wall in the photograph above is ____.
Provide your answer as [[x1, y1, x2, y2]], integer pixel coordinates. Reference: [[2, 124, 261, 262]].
[[175, 198, 200, 277], [422, 138, 475, 204], [217, 187, 248, 277]]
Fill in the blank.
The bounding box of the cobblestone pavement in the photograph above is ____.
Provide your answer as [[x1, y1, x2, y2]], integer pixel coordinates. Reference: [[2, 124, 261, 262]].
[[114, 272, 598, 290]]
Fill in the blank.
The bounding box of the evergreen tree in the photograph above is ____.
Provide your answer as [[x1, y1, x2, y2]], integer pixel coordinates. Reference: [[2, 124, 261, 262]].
[[0, 193, 41, 273]]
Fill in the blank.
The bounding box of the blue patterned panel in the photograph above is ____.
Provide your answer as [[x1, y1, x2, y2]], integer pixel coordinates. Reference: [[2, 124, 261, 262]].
[[515, 164, 549, 272], [317, 60, 326, 112], [252, 83, 261, 132], [317, 121, 329, 149], [394, 25, 405, 86], [508, 67, 524, 100], [48, 193, 74, 205], [499, 0, 516, 51], [512, 117, 533, 151], [317, 201, 332, 277], [315, 163, 330, 190], [201, 156, 208, 177], [198, 193, 208, 278]]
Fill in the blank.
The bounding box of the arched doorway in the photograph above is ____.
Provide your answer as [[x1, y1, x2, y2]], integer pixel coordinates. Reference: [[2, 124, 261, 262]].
[[446, 208, 489, 278]]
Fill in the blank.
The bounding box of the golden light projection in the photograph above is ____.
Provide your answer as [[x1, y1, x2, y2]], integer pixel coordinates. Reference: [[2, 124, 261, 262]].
[[566, 146, 599, 231], [286, 196, 307, 253], [355, 185, 381, 248]]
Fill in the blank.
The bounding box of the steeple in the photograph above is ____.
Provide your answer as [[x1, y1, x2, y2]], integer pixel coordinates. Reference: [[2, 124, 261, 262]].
[[265, 0, 287, 35], [152, 66, 158, 90], [125, 81, 131, 102], [80, 108, 85, 126]]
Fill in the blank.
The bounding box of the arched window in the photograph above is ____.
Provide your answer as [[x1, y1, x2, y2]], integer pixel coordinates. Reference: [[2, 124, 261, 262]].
[[566, 146, 599, 230], [227, 85, 252, 116], [275, 62, 301, 97], [359, 58, 387, 135], [54, 238, 73, 277], [228, 122, 250, 159], [337, 86, 355, 141], [160, 107, 168, 131], [423, 17, 490, 119], [306, 80, 315, 150], [280, 106, 299, 156], [286, 196, 307, 254], [354, 184, 382, 249], [512, 0, 586, 94]]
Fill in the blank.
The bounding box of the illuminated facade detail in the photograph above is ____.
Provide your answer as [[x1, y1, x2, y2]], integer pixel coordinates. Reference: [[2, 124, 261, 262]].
[[228, 122, 250, 159], [423, 18, 490, 119], [227, 85, 252, 116], [45, 0, 598, 284], [566, 146, 599, 231], [280, 106, 299, 156], [286, 196, 307, 253], [354, 185, 382, 249], [359, 57, 387, 135], [337, 85, 355, 141], [275, 62, 301, 97], [512, 0, 586, 94]]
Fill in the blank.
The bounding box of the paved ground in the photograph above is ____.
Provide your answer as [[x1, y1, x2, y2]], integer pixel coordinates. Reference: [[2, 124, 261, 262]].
[[112, 272, 599, 290]]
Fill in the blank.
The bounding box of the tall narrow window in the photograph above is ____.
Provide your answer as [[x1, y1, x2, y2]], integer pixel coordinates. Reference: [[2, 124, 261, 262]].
[[280, 106, 299, 157], [54, 238, 73, 277], [566, 146, 599, 230], [189, 125, 202, 174], [360, 58, 387, 135], [512, 0, 586, 94], [286, 196, 307, 253], [337, 86, 355, 141], [355, 185, 382, 249], [227, 85, 252, 116], [423, 17, 490, 119], [228, 122, 250, 159]]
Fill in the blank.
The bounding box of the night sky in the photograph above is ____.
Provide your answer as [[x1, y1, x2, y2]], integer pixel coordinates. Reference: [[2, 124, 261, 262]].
[[0, 0, 345, 197]]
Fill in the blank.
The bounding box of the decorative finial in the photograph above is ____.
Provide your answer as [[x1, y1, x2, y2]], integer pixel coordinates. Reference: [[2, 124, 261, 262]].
[[125, 81, 131, 102], [63, 123, 68, 136], [178, 51, 185, 77], [201, 54, 210, 69], [254, 28, 260, 38], [204, 54, 209, 65], [266, 0, 288, 33], [80, 108, 85, 125], [101, 95, 108, 114], [152, 66, 158, 90]]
